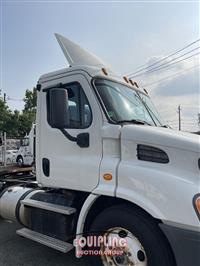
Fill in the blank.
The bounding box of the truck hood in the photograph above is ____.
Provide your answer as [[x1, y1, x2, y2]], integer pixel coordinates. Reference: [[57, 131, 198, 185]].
[[121, 125, 200, 153]]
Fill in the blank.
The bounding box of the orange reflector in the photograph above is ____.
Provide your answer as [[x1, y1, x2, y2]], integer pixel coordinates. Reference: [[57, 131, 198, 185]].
[[102, 68, 108, 76], [103, 173, 112, 181], [123, 76, 129, 83], [129, 79, 135, 86], [134, 81, 139, 88], [195, 197, 200, 214]]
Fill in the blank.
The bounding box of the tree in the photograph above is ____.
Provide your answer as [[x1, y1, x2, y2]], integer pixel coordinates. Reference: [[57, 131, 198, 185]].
[[19, 87, 37, 136], [4, 110, 20, 137], [18, 111, 36, 136], [0, 98, 12, 134], [23, 87, 37, 113], [0, 87, 37, 138]]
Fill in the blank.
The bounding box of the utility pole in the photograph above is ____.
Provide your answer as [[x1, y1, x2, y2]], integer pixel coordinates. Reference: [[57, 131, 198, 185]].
[[178, 105, 181, 131], [3, 93, 6, 103], [3, 132, 7, 167]]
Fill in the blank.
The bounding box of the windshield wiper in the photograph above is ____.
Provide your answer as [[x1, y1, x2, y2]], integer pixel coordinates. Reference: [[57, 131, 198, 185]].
[[162, 124, 171, 128], [116, 119, 152, 126]]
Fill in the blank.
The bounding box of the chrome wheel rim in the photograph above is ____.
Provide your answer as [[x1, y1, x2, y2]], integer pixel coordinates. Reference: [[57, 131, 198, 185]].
[[17, 158, 23, 166], [100, 227, 147, 266]]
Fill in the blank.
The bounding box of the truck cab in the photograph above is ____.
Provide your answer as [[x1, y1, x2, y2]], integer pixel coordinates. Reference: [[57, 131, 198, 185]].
[[16, 124, 35, 167], [0, 34, 199, 266]]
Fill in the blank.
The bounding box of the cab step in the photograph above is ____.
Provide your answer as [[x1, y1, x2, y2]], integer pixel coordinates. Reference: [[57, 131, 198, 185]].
[[17, 228, 73, 253], [21, 198, 76, 215]]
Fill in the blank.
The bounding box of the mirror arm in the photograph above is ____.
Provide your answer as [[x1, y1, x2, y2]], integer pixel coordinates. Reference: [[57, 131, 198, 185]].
[[60, 129, 77, 142], [60, 129, 89, 148]]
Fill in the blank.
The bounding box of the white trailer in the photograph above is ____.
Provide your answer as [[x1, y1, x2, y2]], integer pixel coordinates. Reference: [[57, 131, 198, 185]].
[[16, 124, 36, 167], [0, 34, 199, 266]]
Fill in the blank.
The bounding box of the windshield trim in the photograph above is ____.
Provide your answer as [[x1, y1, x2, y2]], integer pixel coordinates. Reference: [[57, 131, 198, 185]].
[[137, 92, 163, 126], [92, 77, 121, 124], [93, 75, 147, 95]]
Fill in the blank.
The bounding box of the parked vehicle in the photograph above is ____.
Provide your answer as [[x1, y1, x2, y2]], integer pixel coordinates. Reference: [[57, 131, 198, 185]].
[[6, 150, 18, 164], [0, 34, 199, 266], [0, 149, 18, 165], [16, 124, 36, 167]]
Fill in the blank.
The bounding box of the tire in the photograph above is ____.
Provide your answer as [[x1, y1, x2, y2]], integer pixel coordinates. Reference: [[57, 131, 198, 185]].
[[88, 204, 176, 266], [16, 156, 24, 167]]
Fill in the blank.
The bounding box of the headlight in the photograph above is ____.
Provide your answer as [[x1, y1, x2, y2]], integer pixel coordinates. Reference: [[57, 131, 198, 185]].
[[193, 194, 200, 221]]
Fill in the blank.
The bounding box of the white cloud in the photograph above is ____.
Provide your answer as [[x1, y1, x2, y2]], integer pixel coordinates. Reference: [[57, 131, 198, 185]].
[[135, 54, 200, 132]]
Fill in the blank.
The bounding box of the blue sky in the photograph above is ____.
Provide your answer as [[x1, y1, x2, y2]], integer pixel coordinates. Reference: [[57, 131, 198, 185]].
[[0, 0, 199, 131]]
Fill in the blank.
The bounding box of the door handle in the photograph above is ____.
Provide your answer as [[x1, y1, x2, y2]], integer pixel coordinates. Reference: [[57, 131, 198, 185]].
[[42, 158, 50, 177]]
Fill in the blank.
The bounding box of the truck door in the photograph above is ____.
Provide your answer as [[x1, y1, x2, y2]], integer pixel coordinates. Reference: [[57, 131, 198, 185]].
[[38, 74, 103, 192]]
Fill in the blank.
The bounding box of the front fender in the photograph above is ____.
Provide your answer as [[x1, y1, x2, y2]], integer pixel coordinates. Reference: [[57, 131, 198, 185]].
[[75, 193, 100, 258], [117, 160, 199, 228]]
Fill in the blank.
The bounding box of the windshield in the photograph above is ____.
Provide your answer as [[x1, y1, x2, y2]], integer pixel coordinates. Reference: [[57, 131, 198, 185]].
[[94, 79, 163, 126], [21, 138, 29, 146]]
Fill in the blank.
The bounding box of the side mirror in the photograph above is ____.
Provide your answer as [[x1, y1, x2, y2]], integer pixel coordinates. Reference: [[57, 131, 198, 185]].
[[49, 88, 69, 129]]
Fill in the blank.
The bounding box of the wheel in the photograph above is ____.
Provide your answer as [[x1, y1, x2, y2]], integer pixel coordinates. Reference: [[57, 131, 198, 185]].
[[88, 205, 175, 266], [16, 156, 24, 167]]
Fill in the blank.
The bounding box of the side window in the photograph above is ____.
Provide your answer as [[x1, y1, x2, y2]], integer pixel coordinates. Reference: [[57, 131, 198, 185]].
[[66, 83, 92, 129], [47, 82, 92, 129], [21, 138, 29, 146]]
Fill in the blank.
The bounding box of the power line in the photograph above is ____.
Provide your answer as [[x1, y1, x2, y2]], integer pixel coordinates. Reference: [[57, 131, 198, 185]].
[[166, 120, 197, 122], [183, 104, 200, 107], [6, 96, 23, 101], [178, 105, 181, 131], [126, 38, 200, 76], [183, 106, 200, 109], [142, 64, 199, 88], [129, 46, 199, 78], [130, 52, 200, 79], [182, 122, 198, 124], [171, 118, 196, 120], [182, 118, 198, 121]]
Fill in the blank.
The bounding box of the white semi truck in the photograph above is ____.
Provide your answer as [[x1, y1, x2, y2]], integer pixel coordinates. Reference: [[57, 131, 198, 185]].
[[16, 123, 36, 167], [0, 34, 199, 266]]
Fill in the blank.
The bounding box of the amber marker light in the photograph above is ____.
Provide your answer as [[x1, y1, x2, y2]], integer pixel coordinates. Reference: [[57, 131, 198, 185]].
[[134, 81, 139, 88], [102, 68, 108, 76], [123, 76, 129, 83], [195, 197, 200, 213], [129, 79, 135, 86], [103, 173, 113, 181], [193, 195, 200, 221]]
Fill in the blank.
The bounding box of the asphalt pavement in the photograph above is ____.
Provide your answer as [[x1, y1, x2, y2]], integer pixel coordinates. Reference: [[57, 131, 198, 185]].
[[0, 218, 90, 266]]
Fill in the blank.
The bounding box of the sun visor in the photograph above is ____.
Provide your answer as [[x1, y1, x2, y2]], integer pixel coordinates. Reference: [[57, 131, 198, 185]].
[[55, 33, 105, 67]]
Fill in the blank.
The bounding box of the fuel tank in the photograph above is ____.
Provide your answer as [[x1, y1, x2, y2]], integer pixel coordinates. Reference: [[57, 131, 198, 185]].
[[0, 186, 42, 225]]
